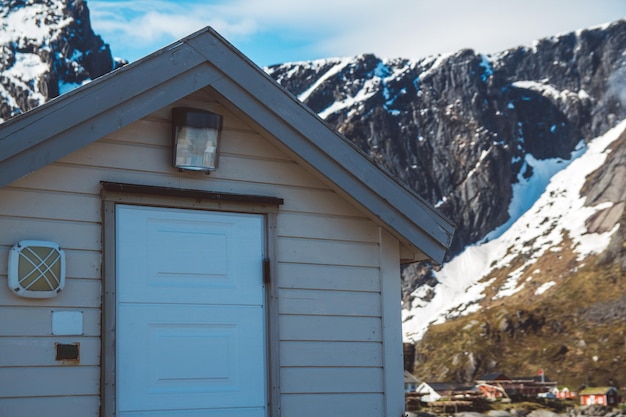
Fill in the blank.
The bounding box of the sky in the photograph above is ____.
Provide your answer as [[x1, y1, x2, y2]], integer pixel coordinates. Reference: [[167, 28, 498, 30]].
[[87, 0, 626, 67]]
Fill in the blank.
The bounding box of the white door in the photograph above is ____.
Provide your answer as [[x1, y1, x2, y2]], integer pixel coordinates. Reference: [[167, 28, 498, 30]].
[[116, 205, 267, 417]]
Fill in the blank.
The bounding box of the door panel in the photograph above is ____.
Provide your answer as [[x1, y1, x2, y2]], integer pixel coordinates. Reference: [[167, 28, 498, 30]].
[[116, 205, 266, 417], [117, 205, 263, 305]]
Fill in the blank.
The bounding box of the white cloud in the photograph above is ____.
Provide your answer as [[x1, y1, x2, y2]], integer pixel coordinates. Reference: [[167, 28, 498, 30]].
[[89, 0, 626, 64], [90, 1, 256, 42]]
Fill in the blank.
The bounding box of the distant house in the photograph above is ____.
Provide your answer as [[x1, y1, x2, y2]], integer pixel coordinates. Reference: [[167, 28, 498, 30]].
[[476, 373, 557, 399], [405, 371, 420, 392], [416, 382, 445, 402], [579, 387, 620, 406], [416, 382, 475, 402], [555, 387, 577, 400], [476, 383, 507, 400], [0, 26, 455, 417], [508, 375, 558, 398]]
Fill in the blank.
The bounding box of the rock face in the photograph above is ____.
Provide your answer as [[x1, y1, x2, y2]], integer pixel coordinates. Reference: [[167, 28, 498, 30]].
[[0, 0, 124, 121], [584, 132, 626, 270], [268, 22, 626, 380], [267, 19, 626, 260]]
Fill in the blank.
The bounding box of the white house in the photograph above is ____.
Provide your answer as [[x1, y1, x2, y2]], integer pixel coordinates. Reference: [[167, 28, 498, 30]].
[[415, 382, 472, 403], [404, 370, 420, 392], [0, 27, 454, 417]]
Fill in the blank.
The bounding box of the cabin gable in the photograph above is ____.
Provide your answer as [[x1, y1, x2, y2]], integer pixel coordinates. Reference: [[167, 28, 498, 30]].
[[0, 89, 407, 416]]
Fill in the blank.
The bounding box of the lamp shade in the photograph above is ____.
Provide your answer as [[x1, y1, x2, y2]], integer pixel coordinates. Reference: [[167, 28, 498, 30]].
[[172, 107, 223, 172]]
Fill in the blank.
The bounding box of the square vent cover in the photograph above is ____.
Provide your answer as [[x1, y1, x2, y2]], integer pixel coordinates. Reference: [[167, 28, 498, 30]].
[[8, 240, 65, 298]]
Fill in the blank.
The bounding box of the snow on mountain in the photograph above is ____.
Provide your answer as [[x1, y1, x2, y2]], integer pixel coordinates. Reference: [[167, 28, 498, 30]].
[[402, 119, 626, 341], [0, 1, 64, 109], [0, 0, 117, 121], [267, 20, 626, 350]]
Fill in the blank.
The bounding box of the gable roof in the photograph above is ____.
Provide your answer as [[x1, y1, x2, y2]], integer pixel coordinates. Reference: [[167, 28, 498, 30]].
[[579, 387, 618, 395], [404, 371, 420, 384], [418, 382, 465, 392], [476, 373, 511, 382], [0, 27, 454, 263]]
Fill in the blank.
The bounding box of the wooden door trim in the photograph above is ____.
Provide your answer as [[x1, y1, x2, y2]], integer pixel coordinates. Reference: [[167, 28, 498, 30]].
[[101, 186, 281, 417]]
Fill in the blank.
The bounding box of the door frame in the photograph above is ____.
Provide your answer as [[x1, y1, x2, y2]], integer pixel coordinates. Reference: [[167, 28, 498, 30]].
[[100, 182, 283, 417]]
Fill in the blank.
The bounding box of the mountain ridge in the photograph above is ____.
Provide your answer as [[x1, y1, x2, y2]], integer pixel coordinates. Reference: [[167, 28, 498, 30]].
[[268, 19, 626, 258], [265, 18, 626, 385]]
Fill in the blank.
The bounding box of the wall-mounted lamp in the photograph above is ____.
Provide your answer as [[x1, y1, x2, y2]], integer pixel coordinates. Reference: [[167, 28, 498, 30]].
[[172, 107, 223, 173]]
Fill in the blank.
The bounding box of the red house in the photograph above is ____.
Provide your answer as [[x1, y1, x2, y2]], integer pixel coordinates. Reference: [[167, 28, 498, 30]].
[[579, 387, 620, 406]]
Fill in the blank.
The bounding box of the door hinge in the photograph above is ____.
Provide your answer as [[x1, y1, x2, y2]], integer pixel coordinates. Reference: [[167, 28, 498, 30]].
[[263, 258, 271, 284]]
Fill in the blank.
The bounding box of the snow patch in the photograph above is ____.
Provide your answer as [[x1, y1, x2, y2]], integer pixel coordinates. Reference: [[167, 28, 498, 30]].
[[403, 119, 626, 342], [297, 58, 351, 103], [535, 281, 556, 295], [512, 80, 579, 105]]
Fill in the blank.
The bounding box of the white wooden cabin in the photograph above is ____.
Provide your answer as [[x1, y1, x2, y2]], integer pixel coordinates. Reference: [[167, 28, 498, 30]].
[[0, 28, 454, 417]]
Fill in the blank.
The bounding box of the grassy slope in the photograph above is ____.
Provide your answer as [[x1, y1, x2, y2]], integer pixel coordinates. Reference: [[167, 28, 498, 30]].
[[412, 240, 626, 388]]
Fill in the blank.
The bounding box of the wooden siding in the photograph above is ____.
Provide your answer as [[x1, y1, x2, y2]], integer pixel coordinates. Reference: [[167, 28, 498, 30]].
[[276, 210, 386, 413], [281, 393, 384, 417], [0, 92, 404, 416], [0, 396, 100, 417]]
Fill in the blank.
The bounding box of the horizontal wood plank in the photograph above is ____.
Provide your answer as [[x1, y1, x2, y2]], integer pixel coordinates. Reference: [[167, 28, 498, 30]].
[[277, 237, 379, 267], [108, 117, 291, 162], [280, 367, 383, 394], [276, 263, 380, 292], [0, 307, 100, 336], [278, 289, 380, 317], [280, 341, 382, 367], [0, 395, 100, 417], [0, 217, 100, 251], [58, 139, 170, 171], [105, 118, 169, 145], [0, 188, 100, 222], [278, 187, 361, 217], [10, 164, 364, 217], [281, 393, 384, 417], [0, 366, 100, 397], [221, 129, 291, 161], [276, 212, 377, 242], [58, 140, 326, 189], [0, 336, 100, 366], [210, 155, 326, 189], [143, 98, 250, 132], [0, 278, 100, 308], [279, 315, 381, 342]]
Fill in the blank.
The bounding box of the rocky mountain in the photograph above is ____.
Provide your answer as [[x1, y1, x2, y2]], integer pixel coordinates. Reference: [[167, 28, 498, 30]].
[[267, 19, 626, 259], [2, 0, 624, 388], [0, 0, 123, 121], [266, 20, 626, 386]]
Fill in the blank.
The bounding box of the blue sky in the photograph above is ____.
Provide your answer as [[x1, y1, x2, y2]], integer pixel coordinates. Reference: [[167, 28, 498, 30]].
[[88, 0, 626, 67]]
